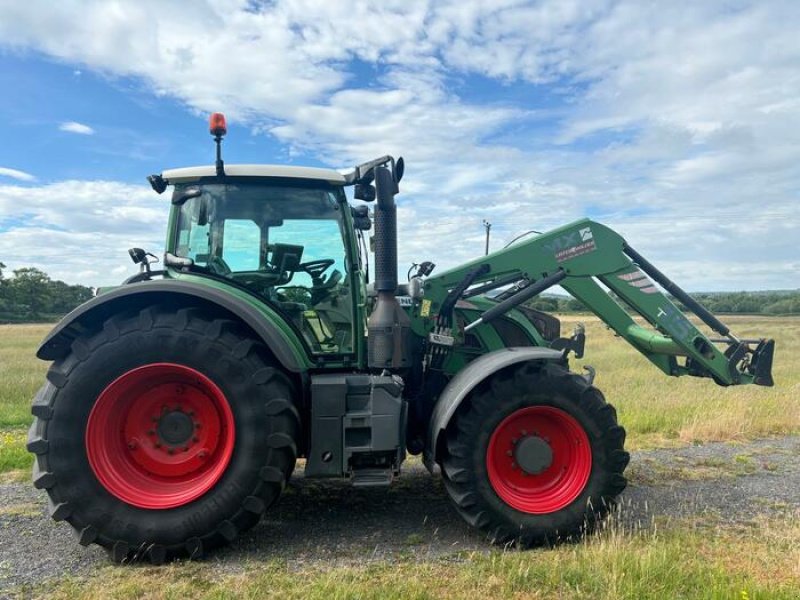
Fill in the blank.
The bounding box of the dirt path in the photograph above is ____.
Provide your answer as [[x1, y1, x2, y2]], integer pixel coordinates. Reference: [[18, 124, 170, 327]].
[[2, 436, 799, 592]]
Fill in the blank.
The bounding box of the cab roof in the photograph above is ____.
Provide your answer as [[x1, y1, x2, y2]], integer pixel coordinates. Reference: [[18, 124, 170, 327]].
[[161, 164, 346, 186]]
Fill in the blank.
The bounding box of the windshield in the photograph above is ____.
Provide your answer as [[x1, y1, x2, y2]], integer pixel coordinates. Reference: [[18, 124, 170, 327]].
[[172, 182, 354, 355]]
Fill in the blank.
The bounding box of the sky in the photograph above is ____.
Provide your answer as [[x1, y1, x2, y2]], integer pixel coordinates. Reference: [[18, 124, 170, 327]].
[[0, 0, 797, 291]]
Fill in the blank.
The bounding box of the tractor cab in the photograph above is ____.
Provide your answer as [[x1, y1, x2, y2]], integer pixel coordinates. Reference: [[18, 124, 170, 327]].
[[160, 165, 361, 356]]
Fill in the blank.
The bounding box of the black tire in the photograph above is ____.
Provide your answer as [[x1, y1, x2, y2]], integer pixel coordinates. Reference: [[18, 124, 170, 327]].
[[27, 305, 300, 563], [440, 361, 629, 546]]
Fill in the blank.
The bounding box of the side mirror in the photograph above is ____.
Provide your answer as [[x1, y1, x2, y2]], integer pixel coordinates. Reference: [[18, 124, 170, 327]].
[[354, 183, 376, 202], [351, 205, 371, 230], [394, 157, 404, 183], [128, 248, 147, 265]]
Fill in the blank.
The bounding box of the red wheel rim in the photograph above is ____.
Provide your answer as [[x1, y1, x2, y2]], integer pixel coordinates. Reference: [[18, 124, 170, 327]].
[[486, 406, 591, 514], [85, 363, 235, 509]]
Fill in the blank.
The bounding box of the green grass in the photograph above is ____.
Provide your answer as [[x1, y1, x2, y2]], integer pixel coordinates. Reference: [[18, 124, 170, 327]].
[[0, 324, 50, 428], [0, 324, 51, 473], [22, 515, 800, 599]]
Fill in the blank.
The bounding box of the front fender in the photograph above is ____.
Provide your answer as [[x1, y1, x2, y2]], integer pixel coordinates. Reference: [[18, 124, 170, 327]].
[[423, 347, 565, 472], [37, 279, 311, 373]]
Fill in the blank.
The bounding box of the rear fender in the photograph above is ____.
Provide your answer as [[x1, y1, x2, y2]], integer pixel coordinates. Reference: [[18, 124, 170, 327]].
[[423, 347, 565, 472], [37, 280, 309, 373]]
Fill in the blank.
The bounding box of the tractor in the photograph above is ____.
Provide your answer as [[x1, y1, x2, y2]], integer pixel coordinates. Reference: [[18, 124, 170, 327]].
[[27, 113, 775, 563]]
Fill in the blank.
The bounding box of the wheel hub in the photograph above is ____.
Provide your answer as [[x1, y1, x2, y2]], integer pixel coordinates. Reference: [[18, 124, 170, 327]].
[[514, 435, 553, 475], [157, 410, 195, 446]]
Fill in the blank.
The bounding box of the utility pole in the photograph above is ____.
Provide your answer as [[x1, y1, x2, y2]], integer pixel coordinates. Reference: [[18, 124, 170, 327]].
[[482, 220, 492, 256]]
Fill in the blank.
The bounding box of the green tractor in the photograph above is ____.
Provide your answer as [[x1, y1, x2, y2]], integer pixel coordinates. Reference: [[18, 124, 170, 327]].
[[28, 114, 775, 563]]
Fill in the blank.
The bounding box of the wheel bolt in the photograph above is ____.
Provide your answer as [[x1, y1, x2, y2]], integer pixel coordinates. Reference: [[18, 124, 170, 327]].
[[521, 429, 527, 436], [127, 440, 138, 450], [192, 436, 199, 443], [155, 442, 161, 448], [167, 448, 174, 455], [511, 438, 518, 445], [198, 450, 208, 459], [195, 423, 202, 429], [511, 462, 517, 469], [183, 446, 190, 452], [187, 410, 195, 417], [506, 450, 513, 457], [147, 429, 155, 436]]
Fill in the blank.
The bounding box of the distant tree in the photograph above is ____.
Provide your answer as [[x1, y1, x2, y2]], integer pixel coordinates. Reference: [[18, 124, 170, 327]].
[[8, 267, 53, 319], [0, 261, 7, 312], [526, 296, 559, 312], [763, 297, 800, 315], [48, 280, 94, 314]]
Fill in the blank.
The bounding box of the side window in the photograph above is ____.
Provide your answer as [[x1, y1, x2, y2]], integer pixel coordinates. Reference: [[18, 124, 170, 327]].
[[222, 219, 261, 271], [177, 222, 210, 265]]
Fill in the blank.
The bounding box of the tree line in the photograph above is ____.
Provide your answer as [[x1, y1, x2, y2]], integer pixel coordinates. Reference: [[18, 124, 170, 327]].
[[0, 262, 797, 323], [0, 262, 94, 323], [527, 290, 800, 316]]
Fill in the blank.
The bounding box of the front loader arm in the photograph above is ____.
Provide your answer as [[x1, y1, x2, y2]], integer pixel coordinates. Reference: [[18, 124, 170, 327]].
[[420, 219, 774, 387]]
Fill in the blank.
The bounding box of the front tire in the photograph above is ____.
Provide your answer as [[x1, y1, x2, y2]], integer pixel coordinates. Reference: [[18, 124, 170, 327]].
[[440, 361, 629, 546], [28, 306, 299, 563]]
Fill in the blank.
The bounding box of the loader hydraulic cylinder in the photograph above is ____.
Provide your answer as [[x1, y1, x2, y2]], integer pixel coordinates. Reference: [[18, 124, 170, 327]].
[[623, 244, 736, 341], [464, 269, 566, 332]]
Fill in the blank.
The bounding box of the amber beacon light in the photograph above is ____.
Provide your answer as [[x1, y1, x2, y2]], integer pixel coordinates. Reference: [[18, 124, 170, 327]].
[[209, 112, 227, 137]]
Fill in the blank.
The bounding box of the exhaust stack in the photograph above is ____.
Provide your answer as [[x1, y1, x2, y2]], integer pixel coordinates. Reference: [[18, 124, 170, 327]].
[[367, 165, 411, 370]]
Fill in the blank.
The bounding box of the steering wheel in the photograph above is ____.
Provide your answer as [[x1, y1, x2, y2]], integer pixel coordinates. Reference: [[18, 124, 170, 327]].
[[207, 255, 232, 276], [299, 259, 335, 281]]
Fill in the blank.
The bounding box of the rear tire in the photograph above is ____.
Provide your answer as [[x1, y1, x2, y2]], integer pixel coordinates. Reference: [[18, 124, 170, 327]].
[[440, 361, 629, 546], [28, 306, 299, 563]]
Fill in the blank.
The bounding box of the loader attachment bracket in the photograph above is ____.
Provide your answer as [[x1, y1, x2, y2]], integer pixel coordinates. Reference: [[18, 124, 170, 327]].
[[550, 324, 586, 359], [749, 339, 775, 387]]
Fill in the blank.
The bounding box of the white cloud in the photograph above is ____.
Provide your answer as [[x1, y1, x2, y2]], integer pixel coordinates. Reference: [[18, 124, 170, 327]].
[[0, 167, 36, 182], [59, 121, 95, 135], [0, 180, 166, 285], [0, 1, 797, 291]]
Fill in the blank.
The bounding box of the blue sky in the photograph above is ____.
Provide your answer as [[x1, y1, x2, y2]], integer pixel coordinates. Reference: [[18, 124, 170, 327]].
[[0, 0, 798, 290]]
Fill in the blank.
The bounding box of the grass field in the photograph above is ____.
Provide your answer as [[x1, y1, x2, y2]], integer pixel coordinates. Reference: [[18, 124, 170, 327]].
[[2, 316, 799, 598]]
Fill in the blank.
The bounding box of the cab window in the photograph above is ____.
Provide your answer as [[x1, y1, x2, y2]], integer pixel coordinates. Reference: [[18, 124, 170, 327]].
[[173, 183, 354, 355]]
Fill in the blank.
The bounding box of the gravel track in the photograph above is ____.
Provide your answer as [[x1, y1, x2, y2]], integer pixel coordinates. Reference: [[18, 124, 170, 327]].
[[2, 436, 798, 593]]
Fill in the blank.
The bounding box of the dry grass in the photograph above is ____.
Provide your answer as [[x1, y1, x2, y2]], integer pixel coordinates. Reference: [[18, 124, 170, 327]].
[[564, 315, 800, 449]]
